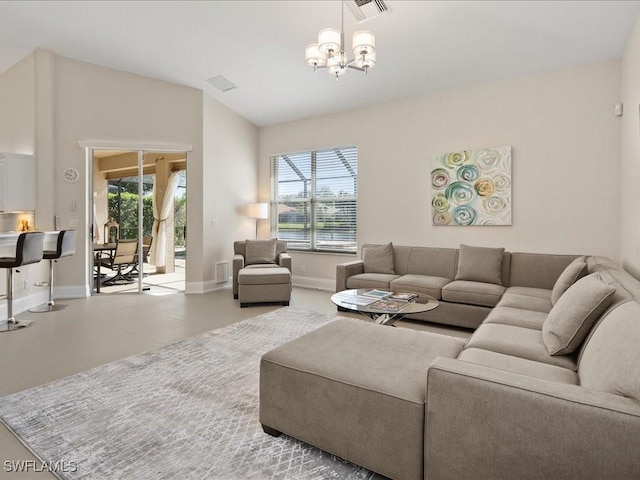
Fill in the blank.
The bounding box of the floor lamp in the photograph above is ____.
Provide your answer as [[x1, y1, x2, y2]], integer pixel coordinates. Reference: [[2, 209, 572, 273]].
[[247, 203, 269, 239]]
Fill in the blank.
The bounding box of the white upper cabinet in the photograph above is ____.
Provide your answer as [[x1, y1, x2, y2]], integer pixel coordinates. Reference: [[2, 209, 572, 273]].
[[0, 153, 35, 212]]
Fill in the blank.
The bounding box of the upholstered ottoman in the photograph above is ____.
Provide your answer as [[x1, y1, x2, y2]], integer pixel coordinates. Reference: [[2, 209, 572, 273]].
[[238, 266, 291, 307], [260, 319, 465, 480]]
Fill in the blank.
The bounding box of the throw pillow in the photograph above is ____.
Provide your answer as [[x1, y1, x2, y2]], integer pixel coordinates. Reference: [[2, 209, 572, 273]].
[[454, 244, 505, 285], [542, 273, 616, 356], [551, 256, 588, 305], [245, 239, 277, 265], [362, 243, 395, 274]]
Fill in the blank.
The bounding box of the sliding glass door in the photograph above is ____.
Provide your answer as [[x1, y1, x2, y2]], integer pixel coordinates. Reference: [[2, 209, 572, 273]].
[[88, 147, 187, 295]]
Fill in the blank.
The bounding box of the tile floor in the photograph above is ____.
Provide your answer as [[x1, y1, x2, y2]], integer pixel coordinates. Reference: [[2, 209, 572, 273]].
[[0, 287, 471, 479]]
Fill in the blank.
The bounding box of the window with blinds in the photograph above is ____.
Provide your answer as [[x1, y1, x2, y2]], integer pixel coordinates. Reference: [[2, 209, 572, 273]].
[[270, 146, 357, 253]]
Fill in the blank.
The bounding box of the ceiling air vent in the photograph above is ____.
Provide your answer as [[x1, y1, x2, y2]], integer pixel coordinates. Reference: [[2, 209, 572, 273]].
[[346, 0, 390, 23], [207, 75, 237, 92]]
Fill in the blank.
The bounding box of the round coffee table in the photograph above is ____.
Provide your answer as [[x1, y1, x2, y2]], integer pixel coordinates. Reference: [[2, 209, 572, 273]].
[[331, 289, 439, 326]]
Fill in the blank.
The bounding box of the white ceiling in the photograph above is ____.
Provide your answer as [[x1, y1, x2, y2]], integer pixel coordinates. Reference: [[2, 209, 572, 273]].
[[0, 1, 639, 127]]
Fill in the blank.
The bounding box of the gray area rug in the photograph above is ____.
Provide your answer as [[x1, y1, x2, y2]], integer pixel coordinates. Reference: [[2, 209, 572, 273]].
[[0, 308, 381, 479]]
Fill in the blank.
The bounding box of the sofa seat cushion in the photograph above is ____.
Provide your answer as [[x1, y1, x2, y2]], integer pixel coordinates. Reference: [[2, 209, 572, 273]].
[[442, 280, 506, 307], [483, 306, 547, 331], [465, 323, 577, 370], [504, 286, 552, 301], [346, 273, 400, 290], [497, 293, 553, 313], [458, 348, 579, 384], [260, 319, 465, 480], [238, 267, 291, 285], [390, 275, 451, 300]]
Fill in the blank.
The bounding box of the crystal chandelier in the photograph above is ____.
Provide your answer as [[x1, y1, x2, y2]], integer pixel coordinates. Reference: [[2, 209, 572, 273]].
[[304, 1, 376, 79]]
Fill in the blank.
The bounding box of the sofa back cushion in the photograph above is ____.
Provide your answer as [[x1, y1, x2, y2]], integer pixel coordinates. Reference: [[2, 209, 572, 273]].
[[509, 253, 580, 289], [455, 244, 505, 285], [551, 256, 588, 305], [362, 243, 395, 274], [405, 246, 459, 279], [245, 239, 277, 265], [542, 273, 616, 355], [578, 300, 640, 402], [234, 240, 287, 260]]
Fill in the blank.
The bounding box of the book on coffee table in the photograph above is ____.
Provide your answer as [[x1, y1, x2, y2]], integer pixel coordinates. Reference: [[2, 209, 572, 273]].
[[368, 299, 408, 312]]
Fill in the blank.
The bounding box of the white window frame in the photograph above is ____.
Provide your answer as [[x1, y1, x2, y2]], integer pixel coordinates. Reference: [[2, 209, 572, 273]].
[[270, 146, 357, 254]]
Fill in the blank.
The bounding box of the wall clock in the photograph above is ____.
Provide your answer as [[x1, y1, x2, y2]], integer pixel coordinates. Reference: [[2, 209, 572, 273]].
[[63, 167, 79, 183]]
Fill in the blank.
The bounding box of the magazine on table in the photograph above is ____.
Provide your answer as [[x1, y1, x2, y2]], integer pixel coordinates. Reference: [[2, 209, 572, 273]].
[[362, 289, 392, 299], [387, 292, 418, 302]]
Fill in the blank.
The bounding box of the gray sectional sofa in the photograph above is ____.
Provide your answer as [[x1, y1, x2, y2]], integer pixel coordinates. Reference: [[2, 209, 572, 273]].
[[260, 244, 640, 480]]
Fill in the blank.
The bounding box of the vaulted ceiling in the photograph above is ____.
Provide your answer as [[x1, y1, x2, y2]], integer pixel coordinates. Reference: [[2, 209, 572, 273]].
[[0, 1, 639, 127]]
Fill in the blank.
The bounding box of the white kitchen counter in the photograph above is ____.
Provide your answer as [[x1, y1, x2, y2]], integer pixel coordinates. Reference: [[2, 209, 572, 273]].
[[0, 231, 60, 249]]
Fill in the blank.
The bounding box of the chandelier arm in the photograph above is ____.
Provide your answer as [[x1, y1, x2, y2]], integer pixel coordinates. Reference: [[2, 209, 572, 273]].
[[346, 64, 366, 72]]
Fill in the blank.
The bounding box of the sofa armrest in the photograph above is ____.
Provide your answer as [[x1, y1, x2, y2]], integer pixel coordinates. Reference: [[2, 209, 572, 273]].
[[232, 254, 245, 297], [425, 357, 640, 480], [278, 253, 292, 272], [336, 260, 364, 292]]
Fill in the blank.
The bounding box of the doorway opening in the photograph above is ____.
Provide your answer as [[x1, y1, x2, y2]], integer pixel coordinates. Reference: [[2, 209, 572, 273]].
[[91, 149, 187, 295]]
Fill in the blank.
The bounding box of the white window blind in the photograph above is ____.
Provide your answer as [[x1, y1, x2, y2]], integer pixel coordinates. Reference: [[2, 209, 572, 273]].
[[270, 146, 357, 253]]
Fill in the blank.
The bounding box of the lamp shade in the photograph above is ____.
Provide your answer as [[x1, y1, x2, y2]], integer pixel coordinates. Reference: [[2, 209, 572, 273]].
[[318, 28, 341, 54], [247, 202, 269, 220], [305, 43, 327, 66], [352, 30, 375, 56]]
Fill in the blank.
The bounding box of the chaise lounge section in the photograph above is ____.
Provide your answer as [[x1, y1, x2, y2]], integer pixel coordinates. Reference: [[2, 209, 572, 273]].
[[261, 249, 640, 480]]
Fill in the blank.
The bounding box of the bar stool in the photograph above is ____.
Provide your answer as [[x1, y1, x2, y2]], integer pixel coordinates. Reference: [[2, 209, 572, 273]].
[[30, 230, 77, 313], [0, 231, 45, 332]]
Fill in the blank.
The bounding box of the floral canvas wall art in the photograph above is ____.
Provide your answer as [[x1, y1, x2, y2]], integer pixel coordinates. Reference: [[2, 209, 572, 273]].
[[431, 146, 511, 226]]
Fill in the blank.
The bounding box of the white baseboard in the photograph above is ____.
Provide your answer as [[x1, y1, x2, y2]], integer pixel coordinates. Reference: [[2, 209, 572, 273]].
[[185, 280, 231, 294], [0, 290, 49, 318], [292, 276, 334, 292]]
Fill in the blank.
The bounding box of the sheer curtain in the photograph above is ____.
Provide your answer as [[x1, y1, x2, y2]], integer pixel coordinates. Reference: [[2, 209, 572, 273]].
[[150, 171, 180, 267]]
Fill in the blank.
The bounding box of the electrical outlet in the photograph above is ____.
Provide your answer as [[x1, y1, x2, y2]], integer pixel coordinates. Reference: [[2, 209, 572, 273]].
[[24, 280, 30, 289], [301, 264, 306, 273]]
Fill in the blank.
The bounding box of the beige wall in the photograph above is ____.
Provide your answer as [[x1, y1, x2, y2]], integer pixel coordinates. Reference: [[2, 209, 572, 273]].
[[259, 60, 622, 287], [52, 55, 204, 294], [196, 94, 259, 292], [620, 15, 640, 278], [0, 53, 35, 154]]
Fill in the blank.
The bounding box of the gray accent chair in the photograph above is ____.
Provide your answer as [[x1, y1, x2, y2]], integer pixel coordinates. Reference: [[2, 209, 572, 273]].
[[233, 240, 292, 307]]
